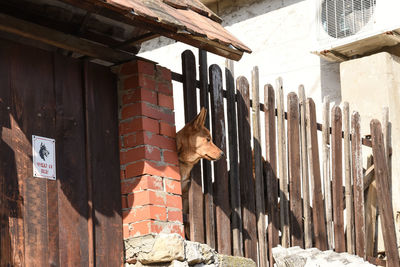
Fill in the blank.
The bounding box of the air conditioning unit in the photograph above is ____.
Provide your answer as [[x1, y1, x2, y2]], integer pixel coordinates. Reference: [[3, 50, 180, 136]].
[[314, 0, 400, 61]]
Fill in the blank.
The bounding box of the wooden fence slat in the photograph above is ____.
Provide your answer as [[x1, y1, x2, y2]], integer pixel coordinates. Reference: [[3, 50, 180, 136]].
[[199, 49, 214, 247], [276, 77, 290, 247], [351, 112, 365, 258], [251, 67, 267, 267], [298, 86, 312, 248], [236, 76, 258, 262], [209, 64, 231, 255], [182, 50, 204, 243], [382, 107, 391, 192], [322, 97, 333, 250], [264, 84, 279, 267], [343, 102, 355, 254], [287, 92, 303, 248], [306, 98, 328, 251], [331, 105, 345, 252], [365, 155, 377, 257], [370, 120, 400, 267], [225, 60, 243, 256]]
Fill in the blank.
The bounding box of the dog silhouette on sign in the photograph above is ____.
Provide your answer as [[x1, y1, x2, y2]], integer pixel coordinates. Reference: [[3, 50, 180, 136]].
[[39, 143, 50, 161]]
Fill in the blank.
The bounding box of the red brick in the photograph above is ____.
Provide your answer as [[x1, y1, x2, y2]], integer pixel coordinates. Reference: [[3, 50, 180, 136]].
[[165, 179, 182, 195], [121, 195, 128, 209], [123, 224, 131, 239], [123, 131, 177, 151], [121, 102, 174, 123], [123, 205, 167, 223], [157, 93, 174, 110], [122, 88, 157, 105], [157, 82, 173, 96], [127, 220, 153, 236], [120, 146, 161, 165], [127, 190, 166, 207], [163, 150, 179, 165], [152, 222, 184, 237], [119, 117, 159, 135], [124, 74, 156, 91], [120, 60, 155, 76], [166, 194, 182, 210], [167, 209, 183, 223], [120, 169, 126, 180], [121, 175, 163, 193], [156, 65, 171, 81], [159, 122, 176, 138], [125, 160, 181, 180]]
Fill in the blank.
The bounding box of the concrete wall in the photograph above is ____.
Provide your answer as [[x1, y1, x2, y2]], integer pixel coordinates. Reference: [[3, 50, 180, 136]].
[[138, 0, 341, 130], [341, 52, 400, 249]]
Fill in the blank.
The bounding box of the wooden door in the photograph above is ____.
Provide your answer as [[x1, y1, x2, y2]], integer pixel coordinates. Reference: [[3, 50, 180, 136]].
[[0, 38, 123, 266]]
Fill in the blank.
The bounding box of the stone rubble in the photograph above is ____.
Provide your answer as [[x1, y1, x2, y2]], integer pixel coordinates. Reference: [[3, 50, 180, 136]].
[[124, 233, 256, 267], [272, 246, 377, 267]]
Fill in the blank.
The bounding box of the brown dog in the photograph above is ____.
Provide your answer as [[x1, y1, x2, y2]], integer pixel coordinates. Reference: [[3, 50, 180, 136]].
[[176, 107, 224, 215]]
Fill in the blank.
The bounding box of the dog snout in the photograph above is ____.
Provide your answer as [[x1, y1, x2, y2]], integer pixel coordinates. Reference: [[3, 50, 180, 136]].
[[220, 150, 225, 157]]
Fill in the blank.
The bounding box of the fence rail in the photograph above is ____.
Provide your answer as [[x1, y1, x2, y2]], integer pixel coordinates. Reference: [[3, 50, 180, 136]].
[[177, 49, 398, 267]]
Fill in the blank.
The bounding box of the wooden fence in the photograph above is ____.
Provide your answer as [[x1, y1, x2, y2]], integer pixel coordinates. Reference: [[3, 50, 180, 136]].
[[173, 50, 399, 267]]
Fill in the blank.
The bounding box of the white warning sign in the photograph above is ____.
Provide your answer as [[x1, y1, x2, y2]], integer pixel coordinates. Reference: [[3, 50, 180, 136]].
[[32, 135, 56, 180]]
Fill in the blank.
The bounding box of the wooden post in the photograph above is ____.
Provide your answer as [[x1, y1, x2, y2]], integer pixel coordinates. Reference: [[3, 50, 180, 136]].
[[306, 98, 328, 251], [370, 120, 400, 267], [252, 67, 267, 267], [182, 50, 204, 243], [351, 112, 365, 258], [209, 64, 231, 255], [236, 76, 258, 262], [287, 92, 303, 248], [199, 49, 215, 248], [322, 97, 333, 250], [331, 105, 345, 252], [298, 86, 312, 248], [365, 155, 377, 257], [264, 84, 279, 267], [382, 107, 391, 192], [343, 102, 355, 254], [225, 59, 243, 256], [276, 77, 290, 247]]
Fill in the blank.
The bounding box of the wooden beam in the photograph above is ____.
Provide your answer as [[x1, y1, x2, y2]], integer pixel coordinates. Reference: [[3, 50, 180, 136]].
[[0, 13, 134, 63]]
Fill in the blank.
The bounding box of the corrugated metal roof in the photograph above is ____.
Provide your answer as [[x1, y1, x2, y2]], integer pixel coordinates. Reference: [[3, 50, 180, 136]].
[[102, 0, 251, 57]]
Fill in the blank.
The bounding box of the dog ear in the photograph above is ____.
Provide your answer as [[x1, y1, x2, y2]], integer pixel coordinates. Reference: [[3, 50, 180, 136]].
[[193, 107, 207, 129]]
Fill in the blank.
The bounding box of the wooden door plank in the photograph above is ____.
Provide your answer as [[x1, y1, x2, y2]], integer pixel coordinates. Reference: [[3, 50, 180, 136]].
[[298, 86, 312, 248], [306, 98, 327, 250], [264, 84, 279, 267], [225, 60, 243, 257], [331, 105, 345, 252], [276, 78, 290, 247], [251, 67, 267, 266], [370, 120, 400, 267], [210, 64, 231, 255], [351, 112, 365, 258], [236, 76, 257, 262], [182, 50, 204, 243], [199, 49, 214, 248], [54, 54, 90, 266], [343, 102, 355, 254], [85, 62, 123, 266], [287, 92, 303, 248]]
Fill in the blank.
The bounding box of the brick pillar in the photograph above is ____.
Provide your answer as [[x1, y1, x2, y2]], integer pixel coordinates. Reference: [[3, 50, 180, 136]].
[[115, 60, 183, 239]]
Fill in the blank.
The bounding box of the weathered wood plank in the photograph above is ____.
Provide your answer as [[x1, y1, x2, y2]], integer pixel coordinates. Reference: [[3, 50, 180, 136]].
[[225, 59, 243, 257], [251, 67, 267, 266], [276, 77, 290, 248], [306, 98, 327, 251], [264, 84, 279, 267], [351, 112, 365, 258], [236, 76, 258, 262], [382, 107, 391, 192], [322, 97, 333, 250], [85, 62, 123, 266], [298, 85, 312, 249], [331, 105, 345, 252], [287, 92, 303, 248], [210, 64, 231, 255], [365, 156, 377, 258], [199, 50, 214, 247], [370, 120, 400, 267], [182, 50, 204, 243], [55, 54, 89, 266], [343, 102, 355, 254]]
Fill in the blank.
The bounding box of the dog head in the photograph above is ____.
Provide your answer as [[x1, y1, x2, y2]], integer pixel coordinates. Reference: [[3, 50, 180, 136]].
[[176, 107, 224, 166]]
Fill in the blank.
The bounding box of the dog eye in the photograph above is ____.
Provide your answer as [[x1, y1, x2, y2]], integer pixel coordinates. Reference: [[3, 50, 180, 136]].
[[206, 137, 211, 142]]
